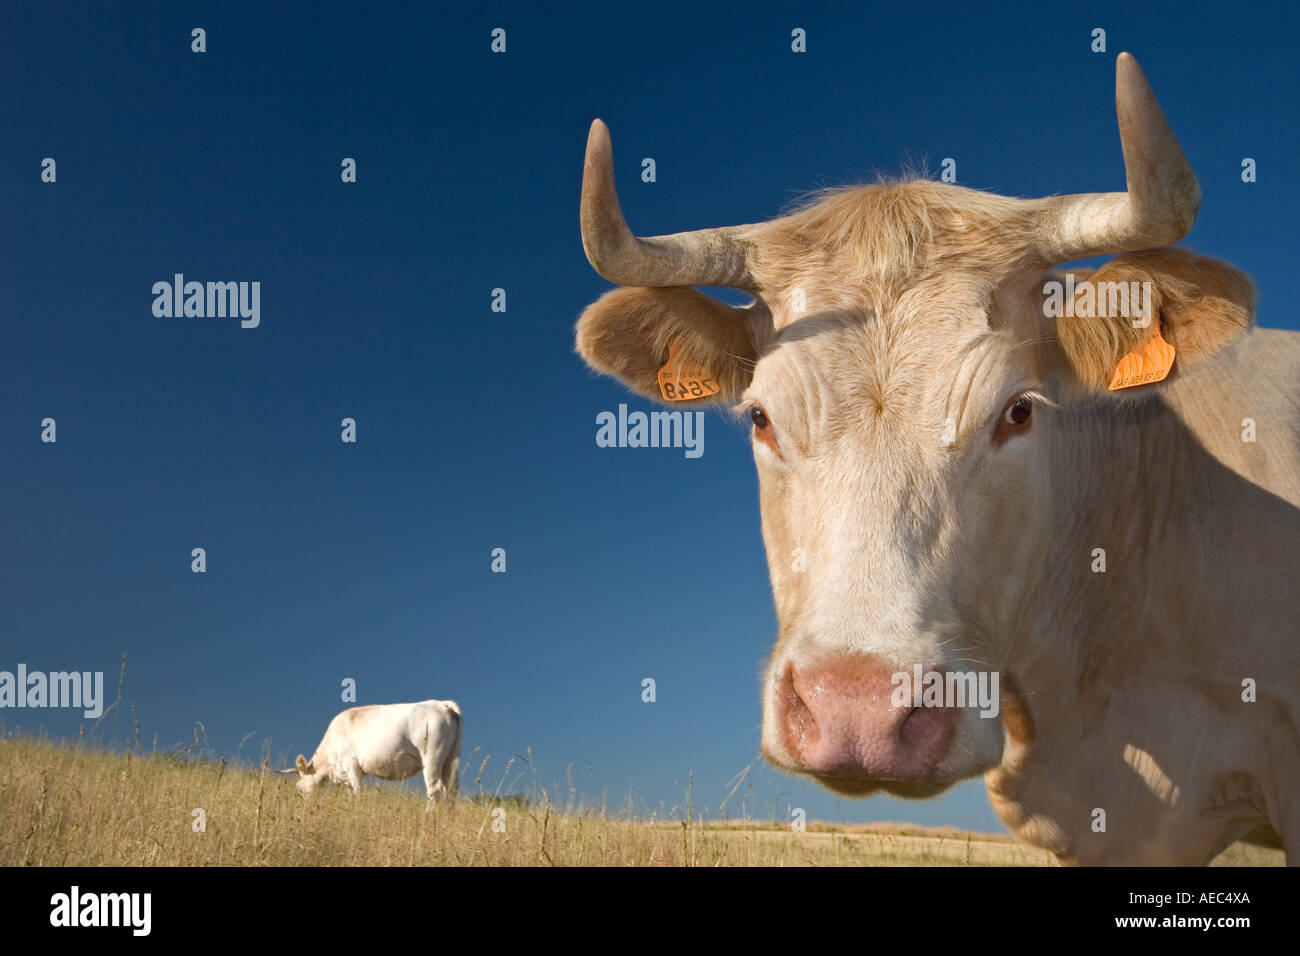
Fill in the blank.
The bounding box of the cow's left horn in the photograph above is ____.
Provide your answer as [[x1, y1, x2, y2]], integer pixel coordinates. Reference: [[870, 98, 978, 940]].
[[1033, 53, 1201, 263], [581, 119, 759, 289]]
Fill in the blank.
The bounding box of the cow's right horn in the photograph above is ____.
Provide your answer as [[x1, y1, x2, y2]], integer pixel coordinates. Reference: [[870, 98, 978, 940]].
[[580, 119, 759, 290]]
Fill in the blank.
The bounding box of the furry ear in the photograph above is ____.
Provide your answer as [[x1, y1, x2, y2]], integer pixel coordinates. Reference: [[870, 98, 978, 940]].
[[295, 754, 312, 775], [575, 286, 762, 404], [1053, 249, 1255, 393]]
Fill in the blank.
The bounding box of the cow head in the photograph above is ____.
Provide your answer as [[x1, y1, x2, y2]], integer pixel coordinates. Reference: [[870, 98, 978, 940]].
[[293, 753, 326, 794], [574, 54, 1256, 798]]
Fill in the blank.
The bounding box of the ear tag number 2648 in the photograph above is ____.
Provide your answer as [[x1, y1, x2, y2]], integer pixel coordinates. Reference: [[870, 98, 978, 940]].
[[657, 339, 721, 402]]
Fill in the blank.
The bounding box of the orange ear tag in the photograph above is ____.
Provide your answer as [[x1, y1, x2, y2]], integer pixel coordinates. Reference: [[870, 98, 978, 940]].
[[1108, 321, 1176, 390], [657, 338, 721, 402]]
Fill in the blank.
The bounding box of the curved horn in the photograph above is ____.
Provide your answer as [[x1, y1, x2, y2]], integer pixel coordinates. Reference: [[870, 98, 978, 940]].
[[1034, 53, 1201, 263], [581, 119, 758, 289]]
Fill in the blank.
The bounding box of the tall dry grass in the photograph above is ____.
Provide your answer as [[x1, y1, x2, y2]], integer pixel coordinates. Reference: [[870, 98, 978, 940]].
[[0, 736, 1281, 866]]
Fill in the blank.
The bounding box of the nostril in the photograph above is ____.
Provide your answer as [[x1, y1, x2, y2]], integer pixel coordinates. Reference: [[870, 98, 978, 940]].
[[778, 662, 817, 751], [899, 704, 946, 749], [898, 706, 922, 739]]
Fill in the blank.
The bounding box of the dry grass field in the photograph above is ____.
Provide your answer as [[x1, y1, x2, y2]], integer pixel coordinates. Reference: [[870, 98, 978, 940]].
[[0, 736, 1281, 867]]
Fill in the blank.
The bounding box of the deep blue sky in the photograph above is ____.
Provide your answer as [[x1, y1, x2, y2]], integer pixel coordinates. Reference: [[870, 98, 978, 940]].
[[3, 2, 1297, 831]]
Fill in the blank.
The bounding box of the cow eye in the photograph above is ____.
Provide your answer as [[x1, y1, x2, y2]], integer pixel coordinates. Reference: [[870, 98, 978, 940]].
[[748, 403, 781, 456], [1005, 398, 1032, 426], [993, 395, 1033, 445]]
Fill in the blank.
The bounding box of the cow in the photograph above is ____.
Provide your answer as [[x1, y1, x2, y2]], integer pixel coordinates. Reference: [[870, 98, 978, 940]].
[[281, 700, 461, 805], [573, 54, 1300, 865]]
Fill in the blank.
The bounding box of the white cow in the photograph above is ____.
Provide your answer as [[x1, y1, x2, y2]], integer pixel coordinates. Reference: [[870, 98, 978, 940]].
[[284, 700, 461, 805], [574, 54, 1300, 864]]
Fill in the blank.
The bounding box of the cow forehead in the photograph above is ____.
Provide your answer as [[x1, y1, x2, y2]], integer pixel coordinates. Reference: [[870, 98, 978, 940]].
[[748, 292, 1021, 455]]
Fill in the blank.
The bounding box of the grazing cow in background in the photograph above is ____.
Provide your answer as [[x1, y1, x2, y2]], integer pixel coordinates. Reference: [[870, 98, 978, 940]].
[[283, 700, 461, 805], [573, 54, 1300, 865]]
